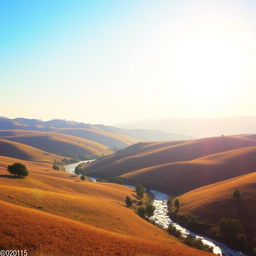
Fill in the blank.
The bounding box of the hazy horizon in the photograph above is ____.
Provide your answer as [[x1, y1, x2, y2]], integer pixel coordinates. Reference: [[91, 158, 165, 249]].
[[1, 0, 256, 124]]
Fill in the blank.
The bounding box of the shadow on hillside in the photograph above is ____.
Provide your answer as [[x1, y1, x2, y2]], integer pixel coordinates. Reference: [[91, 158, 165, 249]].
[[69, 175, 77, 178], [0, 174, 21, 179]]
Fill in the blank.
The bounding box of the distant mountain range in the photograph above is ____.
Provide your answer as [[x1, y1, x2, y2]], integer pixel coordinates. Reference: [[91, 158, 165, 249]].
[[0, 117, 190, 146], [119, 116, 256, 138]]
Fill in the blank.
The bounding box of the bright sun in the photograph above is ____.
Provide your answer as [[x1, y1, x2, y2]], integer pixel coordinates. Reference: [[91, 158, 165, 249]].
[[171, 34, 245, 105]]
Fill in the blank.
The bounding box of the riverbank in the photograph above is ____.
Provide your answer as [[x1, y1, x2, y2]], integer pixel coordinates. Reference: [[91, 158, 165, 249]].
[[64, 162, 247, 256]]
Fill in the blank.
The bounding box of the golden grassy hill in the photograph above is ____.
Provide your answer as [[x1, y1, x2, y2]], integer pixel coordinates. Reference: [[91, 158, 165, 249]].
[[54, 128, 139, 149], [0, 156, 212, 256], [0, 139, 63, 163], [178, 171, 256, 225], [177, 172, 256, 253], [83, 136, 256, 191], [0, 130, 112, 157], [83, 135, 256, 177], [121, 145, 256, 194]]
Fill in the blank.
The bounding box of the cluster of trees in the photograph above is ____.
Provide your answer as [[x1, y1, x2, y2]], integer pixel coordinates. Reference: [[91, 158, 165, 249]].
[[137, 203, 156, 218], [52, 160, 64, 171], [75, 163, 84, 175], [7, 162, 29, 178], [217, 217, 247, 251], [167, 225, 213, 252], [96, 177, 124, 184], [167, 197, 180, 213], [125, 184, 156, 219], [61, 158, 78, 165], [168, 188, 251, 253], [135, 183, 145, 198]]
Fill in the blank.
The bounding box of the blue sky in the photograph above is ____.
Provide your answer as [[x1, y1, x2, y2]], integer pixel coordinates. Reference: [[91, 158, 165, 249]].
[[1, 0, 256, 124]]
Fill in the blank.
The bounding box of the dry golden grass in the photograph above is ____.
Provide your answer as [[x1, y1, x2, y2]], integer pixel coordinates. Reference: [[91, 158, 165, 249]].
[[0, 129, 112, 156], [0, 200, 212, 256], [178, 172, 256, 225], [53, 127, 139, 147], [0, 156, 212, 256], [122, 145, 256, 194], [0, 139, 63, 163], [85, 135, 256, 178], [83, 135, 256, 194]]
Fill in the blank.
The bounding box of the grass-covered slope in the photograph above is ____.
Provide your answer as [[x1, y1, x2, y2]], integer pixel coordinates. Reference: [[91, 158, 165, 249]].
[[0, 139, 63, 163], [53, 128, 139, 149], [0, 130, 112, 158], [83, 136, 256, 193], [176, 172, 256, 253], [0, 156, 211, 256], [121, 145, 256, 194]]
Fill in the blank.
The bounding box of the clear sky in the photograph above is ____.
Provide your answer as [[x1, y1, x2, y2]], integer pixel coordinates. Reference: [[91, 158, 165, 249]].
[[1, 0, 256, 124]]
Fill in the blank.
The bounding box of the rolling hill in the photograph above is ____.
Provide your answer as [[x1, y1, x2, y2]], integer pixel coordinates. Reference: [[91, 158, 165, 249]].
[[178, 171, 256, 225], [0, 139, 64, 163], [0, 156, 211, 256], [0, 117, 190, 148], [177, 172, 256, 253], [0, 130, 112, 158], [83, 135, 256, 194], [53, 128, 139, 149]]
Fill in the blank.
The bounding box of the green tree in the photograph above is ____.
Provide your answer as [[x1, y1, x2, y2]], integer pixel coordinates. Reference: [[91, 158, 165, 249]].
[[7, 162, 28, 178], [75, 163, 83, 175], [174, 198, 180, 209], [137, 207, 145, 218], [168, 225, 182, 238], [135, 184, 145, 198], [233, 189, 241, 200], [125, 196, 132, 207], [80, 175, 85, 181], [53, 164, 60, 170], [146, 203, 155, 217], [218, 217, 245, 248], [52, 160, 59, 170]]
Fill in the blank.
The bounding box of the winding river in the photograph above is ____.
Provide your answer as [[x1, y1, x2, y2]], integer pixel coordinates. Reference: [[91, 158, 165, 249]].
[[65, 162, 247, 256]]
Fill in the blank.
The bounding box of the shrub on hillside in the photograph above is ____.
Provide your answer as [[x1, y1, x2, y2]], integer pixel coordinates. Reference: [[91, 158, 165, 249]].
[[125, 196, 132, 207], [146, 203, 155, 217], [137, 207, 145, 218], [135, 184, 145, 198], [75, 164, 83, 175], [7, 162, 28, 178], [184, 235, 213, 252], [168, 225, 182, 238], [233, 189, 241, 200], [218, 218, 248, 250], [174, 198, 180, 209]]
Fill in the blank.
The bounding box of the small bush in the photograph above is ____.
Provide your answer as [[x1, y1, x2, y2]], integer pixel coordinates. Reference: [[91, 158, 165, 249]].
[[125, 196, 132, 207], [184, 235, 213, 252], [7, 162, 28, 178], [145, 203, 155, 217], [174, 198, 180, 209], [135, 184, 145, 198], [80, 175, 85, 181], [137, 207, 145, 218], [233, 189, 241, 200], [168, 225, 182, 238], [53, 164, 60, 170]]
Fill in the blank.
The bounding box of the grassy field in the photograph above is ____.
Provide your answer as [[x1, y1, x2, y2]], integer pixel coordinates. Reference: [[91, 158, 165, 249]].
[[0, 156, 212, 256], [175, 172, 256, 253], [83, 135, 256, 194], [0, 139, 64, 163], [0, 130, 112, 157]]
